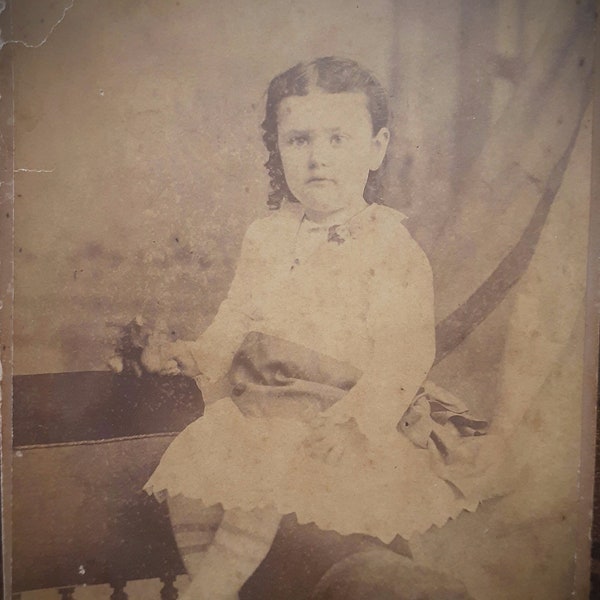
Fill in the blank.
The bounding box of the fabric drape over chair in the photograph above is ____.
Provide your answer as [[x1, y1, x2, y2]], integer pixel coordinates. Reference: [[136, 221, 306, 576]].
[[383, 2, 594, 598]]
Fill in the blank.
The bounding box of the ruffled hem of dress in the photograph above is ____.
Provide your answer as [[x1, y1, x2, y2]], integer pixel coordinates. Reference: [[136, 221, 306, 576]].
[[143, 471, 481, 544], [143, 398, 486, 543]]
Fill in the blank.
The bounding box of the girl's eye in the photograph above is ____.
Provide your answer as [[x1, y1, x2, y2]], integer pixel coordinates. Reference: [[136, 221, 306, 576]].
[[288, 135, 308, 147], [330, 134, 345, 146]]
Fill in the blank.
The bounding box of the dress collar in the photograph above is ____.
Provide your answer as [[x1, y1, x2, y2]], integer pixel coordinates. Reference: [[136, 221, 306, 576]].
[[279, 200, 407, 244], [281, 199, 373, 228]]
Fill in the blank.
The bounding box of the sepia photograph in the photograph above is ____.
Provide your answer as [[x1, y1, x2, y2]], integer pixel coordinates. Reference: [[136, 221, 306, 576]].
[[0, 1, 597, 599]]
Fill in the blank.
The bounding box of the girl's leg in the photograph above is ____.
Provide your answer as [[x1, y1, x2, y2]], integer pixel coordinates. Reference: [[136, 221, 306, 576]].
[[167, 494, 224, 576], [181, 505, 281, 600]]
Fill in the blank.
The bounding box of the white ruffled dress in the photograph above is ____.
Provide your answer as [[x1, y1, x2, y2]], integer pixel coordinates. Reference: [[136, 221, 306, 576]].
[[145, 201, 477, 543]]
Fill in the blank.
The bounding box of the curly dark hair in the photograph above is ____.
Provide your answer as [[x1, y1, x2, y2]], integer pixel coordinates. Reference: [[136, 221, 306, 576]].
[[262, 56, 390, 210]]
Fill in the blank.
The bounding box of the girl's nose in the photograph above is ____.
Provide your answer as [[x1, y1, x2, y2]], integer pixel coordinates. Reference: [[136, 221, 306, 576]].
[[308, 139, 329, 168]]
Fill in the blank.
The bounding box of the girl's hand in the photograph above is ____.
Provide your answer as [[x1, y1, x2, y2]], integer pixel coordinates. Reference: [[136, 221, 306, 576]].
[[141, 335, 202, 378], [303, 417, 367, 465]]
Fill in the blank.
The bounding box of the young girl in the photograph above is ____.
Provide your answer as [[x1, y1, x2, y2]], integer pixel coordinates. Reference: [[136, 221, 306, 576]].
[[143, 57, 475, 599]]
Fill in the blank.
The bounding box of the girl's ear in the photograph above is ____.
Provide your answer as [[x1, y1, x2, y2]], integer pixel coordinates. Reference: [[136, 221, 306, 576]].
[[369, 127, 390, 171]]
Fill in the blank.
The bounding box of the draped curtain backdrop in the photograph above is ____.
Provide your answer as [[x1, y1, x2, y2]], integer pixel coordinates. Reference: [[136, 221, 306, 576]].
[[9, 1, 594, 598]]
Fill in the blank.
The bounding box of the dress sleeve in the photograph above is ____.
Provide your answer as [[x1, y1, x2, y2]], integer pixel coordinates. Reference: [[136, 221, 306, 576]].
[[188, 219, 265, 383], [323, 226, 436, 441]]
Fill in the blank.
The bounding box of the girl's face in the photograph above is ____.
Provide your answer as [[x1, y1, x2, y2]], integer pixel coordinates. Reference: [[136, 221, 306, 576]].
[[277, 91, 389, 219]]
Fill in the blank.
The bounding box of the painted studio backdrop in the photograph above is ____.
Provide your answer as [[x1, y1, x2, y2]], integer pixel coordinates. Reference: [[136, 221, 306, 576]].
[[5, 0, 595, 599]]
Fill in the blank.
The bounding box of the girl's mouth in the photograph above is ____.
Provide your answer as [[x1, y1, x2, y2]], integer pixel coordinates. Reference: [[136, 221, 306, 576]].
[[306, 177, 335, 184]]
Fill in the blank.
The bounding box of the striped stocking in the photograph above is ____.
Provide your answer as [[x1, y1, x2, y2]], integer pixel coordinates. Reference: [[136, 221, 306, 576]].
[[168, 496, 281, 599], [167, 495, 225, 576]]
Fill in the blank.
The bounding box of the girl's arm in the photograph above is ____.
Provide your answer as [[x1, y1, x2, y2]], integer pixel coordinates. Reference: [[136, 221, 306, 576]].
[[141, 220, 266, 380], [186, 219, 266, 384], [323, 228, 436, 442]]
